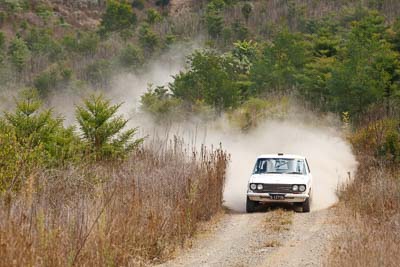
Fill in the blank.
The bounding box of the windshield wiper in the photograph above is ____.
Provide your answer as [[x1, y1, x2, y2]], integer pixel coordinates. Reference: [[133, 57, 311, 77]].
[[287, 172, 302, 174]]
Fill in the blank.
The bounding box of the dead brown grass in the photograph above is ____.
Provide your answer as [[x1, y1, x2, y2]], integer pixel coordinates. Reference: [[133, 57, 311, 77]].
[[328, 163, 400, 267], [0, 139, 228, 266], [264, 209, 293, 232]]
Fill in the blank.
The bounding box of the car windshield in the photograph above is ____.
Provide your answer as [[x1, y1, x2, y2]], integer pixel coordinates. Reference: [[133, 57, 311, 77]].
[[253, 158, 307, 175]]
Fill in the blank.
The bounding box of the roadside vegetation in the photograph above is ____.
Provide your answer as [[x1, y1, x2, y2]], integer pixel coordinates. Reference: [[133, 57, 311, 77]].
[[1, 0, 400, 266]]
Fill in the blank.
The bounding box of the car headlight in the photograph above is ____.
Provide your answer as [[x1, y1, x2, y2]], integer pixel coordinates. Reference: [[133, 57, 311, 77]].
[[250, 183, 257, 190], [292, 185, 299, 191], [257, 184, 263, 190], [299, 185, 306, 192]]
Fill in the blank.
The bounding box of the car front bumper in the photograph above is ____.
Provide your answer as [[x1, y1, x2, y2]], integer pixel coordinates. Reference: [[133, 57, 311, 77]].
[[247, 192, 309, 203]]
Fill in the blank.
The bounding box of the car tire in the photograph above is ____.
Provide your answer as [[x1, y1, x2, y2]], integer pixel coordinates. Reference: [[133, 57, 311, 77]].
[[302, 197, 311, 213], [246, 197, 258, 213]]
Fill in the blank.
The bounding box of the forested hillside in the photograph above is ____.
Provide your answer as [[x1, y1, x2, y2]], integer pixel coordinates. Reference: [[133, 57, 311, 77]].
[[0, 0, 400, 266]]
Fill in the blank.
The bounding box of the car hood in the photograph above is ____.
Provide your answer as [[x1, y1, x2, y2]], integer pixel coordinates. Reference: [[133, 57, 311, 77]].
[[249, 174, 309, 184]]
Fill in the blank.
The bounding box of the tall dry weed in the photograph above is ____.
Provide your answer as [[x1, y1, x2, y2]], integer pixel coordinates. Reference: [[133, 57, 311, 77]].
[[0, 139, 228, 266]]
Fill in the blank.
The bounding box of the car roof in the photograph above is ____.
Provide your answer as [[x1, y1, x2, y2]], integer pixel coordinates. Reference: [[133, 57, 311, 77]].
[[257, 154, 306, 160]]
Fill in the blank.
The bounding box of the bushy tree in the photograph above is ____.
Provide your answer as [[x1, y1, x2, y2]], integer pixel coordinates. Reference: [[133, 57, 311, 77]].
[[62, 32, 99, 56], [141, 85, 183, 122], [84, 59, 112, 88], [170, 50, 241, 111], [205, 0, 225, 39], [138, 23, 159, 54], [241, 2, 253, 22], [146, 8, 162, 25], [4, 89, 79, 166], [76, 94, 143, 159], [25, 28, 62, 61], [155, 0, 170, 8], [250, 30, 309, 94], [99, 0, 137, 36], [118, 44, 143, 69], [327, 12, 400, 117], [132, 0, 145, 10], [0, 124, 43, 192], [8, 37, 31, 73]]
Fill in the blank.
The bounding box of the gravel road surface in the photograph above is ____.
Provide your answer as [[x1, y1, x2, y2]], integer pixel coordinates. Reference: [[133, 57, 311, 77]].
[[157, 207, 338, 267]]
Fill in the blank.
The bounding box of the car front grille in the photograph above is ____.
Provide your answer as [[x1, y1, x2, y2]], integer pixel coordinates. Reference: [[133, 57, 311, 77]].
[[256, 184, 293, 193]]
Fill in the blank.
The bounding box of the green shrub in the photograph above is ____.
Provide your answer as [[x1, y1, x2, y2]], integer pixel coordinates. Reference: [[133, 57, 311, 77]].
[[62, 32, 99, 55], [138, 23, 159, 54], [118, 44, 143, 69], [132, 0, 145, 10], [0, 124, 43, 193], [140, 85, 183, 122], [170, 50, 241, 111], [205, 1, 225, 39], [4, 89, 80, 167], [99, 0, 137, 36], [229, 97, 288, 131], [155, 0, 170, 7], [231, 21, 249, 40], [76, 94, 144, 160], [25, 28, 62, 61], [146, 8, 162, 25], [33, 70, 58, 96], [84, 59, 112, 87], [241, 2, 253, 22], [8, 37, 31, 73]]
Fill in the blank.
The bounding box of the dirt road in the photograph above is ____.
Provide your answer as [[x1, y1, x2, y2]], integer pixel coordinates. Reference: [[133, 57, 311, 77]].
[[158, 207, 338, 267]]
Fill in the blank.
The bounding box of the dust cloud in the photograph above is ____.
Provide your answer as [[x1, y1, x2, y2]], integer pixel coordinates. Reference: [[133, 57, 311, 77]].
[[201, 117, 358, 212], [139, 114, 357, 213], [47, 41, 201, 125]]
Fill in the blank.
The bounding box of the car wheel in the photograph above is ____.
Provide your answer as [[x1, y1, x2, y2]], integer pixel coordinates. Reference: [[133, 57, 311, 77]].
[[302, 197, 311, 213], [246, 197, 258, 213]]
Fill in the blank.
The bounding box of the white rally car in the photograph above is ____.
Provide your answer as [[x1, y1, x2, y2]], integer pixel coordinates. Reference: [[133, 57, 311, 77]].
[[246, 153, 312, 213]]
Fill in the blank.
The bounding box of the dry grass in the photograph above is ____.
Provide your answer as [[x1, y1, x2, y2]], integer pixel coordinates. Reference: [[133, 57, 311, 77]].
[[0, 139, 228, 266], [328, 162, 400, 267], [264, 209, 293, 232]]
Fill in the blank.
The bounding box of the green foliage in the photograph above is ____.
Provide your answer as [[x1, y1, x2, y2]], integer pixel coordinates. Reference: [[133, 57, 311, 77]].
[[241, 2, 253, 22], [146, 8, 162, 25], [170, 50, 241, 111], [62, 32, 99, 56], [118, 44, 143, 69], [33, 70, 58, 96], [76, 94, 143, 159], [84, 59, 112, 88], [25, 28, 62, 61], [8, 37, 30, 73], [327, 12, 400, 116], [205, 0, 225, 38], [4, 89, 80, 166], [229, 97, 288, 131], [99, 0, 137, 36], [132, 0, 144, 10], [140, 85, 183, 122], [351, 119, 400, 160], [0, 31, 5, 63], [250, 30, 309, 93], [231, 21, 249, 40], [138, 23, 159, 54], [33, 65, 72, 96], [230, 40, 258, 74], [0, 124, 43, 192], [155, 0, 170, 7]]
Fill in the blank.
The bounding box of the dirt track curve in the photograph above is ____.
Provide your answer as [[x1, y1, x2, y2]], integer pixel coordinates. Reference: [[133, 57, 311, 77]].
[[157, 207, 338, 267]]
